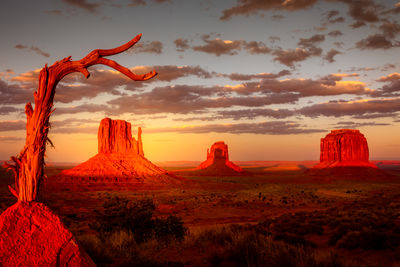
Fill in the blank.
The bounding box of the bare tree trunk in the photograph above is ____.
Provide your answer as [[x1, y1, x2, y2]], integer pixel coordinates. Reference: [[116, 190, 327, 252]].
[[4, 34, 157, 202]]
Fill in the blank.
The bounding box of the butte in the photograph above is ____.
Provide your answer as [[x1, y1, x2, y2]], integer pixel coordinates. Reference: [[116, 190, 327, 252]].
[[58, 118, 182, 184], [308, 129, 387, 178], [176, 141, 247, 176]]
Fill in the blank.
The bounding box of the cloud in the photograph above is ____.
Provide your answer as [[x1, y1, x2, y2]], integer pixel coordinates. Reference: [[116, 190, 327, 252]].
[[50, 126, 97, 134], [53, 104, 109, 115], [131, 65, 214, 82], [272, 48, 315, 68], [0, 78, 34, 104], [345, 64, 396, 72], [323, 49, 342, 63], [0, 136, 24, 142], [243, 41, 270, 54], [107, 84, 301, 115], [62, 0, 101, 13], [351, 112, 399, 119], [8, 65, 214, 105], [354, 20, 400, 50], [191, 35, 272, 56], [193, 37, 243, 56], [9, 68, 135, 104], [44, 10, 63, 15], [271, 14, 284, 20], [322, 10, 345, 25], [271, 34, 326, 68], [334, 121, 391, 128], [220, 0, 318, 20], [300, 98, 400, 117], [48, 118, 98, 134], [328, 30, 343, 37], [219, 108, 295, 120], [129, 0, 146, 6], [129, 41, 163, 54], [269, 36, 281, 43], [350, 21, 366, 28], [333, 41, 344, 48], [0, 120, 25, 132], [104, 73, 373, 116], [14, 44, 50, 57], [379, 21, 400, 38], [224, 70, 291, 81], [128, 0, 173, 6], [250, 76, 370, 97], [0, 106, 20, 115], [356, 34, 400, 50], [148, 121, 324, 135], [377, 72, 400, 82], [372, 80, 400, 97], [382, 2, 400, 14], [332, 0, 381, 25], [297, 34, 325, 48], [174, 38, 190, 52]]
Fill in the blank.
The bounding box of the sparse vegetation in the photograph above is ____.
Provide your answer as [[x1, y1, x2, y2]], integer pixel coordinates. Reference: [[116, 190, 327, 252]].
[[1, 163, 399, 266]]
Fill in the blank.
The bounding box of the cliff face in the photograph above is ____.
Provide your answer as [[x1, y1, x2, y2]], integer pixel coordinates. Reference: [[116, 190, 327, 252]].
[[197, 141, 244, 174], [98, 118, 143, 156], [315, 129, 376, 168], [59, 118, 179, 182]]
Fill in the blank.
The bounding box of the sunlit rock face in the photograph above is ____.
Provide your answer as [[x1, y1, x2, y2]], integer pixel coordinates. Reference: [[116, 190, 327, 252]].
[[59, 118, 180, 183], [98, 118, 144, 156], [0, 202, 95, 267], [196, 141, 245, 175], [314, 129, 377, 168]]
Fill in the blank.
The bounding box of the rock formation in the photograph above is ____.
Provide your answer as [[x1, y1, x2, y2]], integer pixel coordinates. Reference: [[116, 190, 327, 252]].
[[313, 129, 377, 169], [198, 141, 243, 172], [98, 118, 144, 155], [59, 118, 181, 183], [176, 141, 246, 176], [0, 202, 95, 266]]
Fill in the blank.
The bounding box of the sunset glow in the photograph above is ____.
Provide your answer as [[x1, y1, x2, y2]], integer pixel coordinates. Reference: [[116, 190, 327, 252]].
[[0, 0, 399, 163]]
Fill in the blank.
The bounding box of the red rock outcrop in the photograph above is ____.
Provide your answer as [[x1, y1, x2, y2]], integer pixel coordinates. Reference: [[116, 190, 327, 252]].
[[59, 118, 182, 183], [198, 141, 243, 172], [314, 129, 377, 169], [0, 202, 95, 266], [98, 118, 144, 156], [176, 141, 246, 176]]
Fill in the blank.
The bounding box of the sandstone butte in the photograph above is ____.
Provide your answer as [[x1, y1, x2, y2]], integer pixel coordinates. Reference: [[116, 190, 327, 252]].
[[59, 118, 181, 183], [0, 201, 95, 267], [313, 129, 377, 169], [178, 141, 246, 176]]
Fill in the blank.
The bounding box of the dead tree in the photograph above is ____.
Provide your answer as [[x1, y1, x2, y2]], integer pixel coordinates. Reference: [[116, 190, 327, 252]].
[[4, 34, 157, 202]]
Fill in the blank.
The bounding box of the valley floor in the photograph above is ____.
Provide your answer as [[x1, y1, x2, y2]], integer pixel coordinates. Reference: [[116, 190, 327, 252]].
[[1, 161, 399, 266]]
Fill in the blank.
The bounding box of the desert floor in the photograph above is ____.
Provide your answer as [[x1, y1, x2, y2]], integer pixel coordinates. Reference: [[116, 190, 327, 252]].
[[1, 161, 399, 266]]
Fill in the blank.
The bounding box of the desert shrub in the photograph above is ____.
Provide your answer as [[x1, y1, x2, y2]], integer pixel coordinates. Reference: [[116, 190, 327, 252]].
[[91, 196, 187, 244], [154, 215, 187, 242], [337, 228, 391, 250], [274, 232, 317, 248], [205, 230, 347, 267], [194, 226, 235, 246], [79, 231, 182, 267]]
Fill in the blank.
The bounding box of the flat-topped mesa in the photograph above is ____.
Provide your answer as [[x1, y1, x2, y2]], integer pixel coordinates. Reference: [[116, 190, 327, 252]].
[[315, 129, 377, 168], [98, 118, 143, 156], [58, 118, 182, 182], [197, 141, 244, 173]]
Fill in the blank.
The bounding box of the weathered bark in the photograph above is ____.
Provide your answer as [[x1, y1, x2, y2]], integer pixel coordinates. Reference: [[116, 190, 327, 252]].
[[4, 34, 157, 202]]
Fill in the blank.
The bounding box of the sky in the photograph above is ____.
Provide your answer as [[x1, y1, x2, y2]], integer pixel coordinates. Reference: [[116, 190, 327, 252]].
[[0, 0, 399, 163]]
